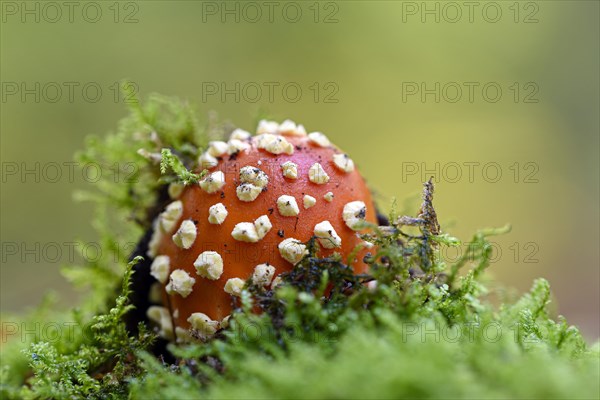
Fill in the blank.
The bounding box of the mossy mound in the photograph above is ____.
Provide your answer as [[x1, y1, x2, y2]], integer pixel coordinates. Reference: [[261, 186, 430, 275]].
[[1, 90, 598, 399]]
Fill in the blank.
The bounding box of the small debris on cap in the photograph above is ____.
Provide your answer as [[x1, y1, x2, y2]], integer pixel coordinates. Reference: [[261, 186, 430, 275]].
[[303, 195, 317, 209], [188, 312, 219, 337], [281, 161, 298, 179], [150, 255, 170, 284], [199, 171, 226, 194], [308, 163, 330, 184], [308, 132, 330, 147], [278, 238, 308, 265], [252, 263, 276, 287], [314, 221, 342, 249], [277, 195, 300, 217], [323, 192, 334, 202], [172, 219, 197, 249], [224, 278, 245, 296], [208, 203, 228, 224], [342, 201, 367, 231], [166, 269, 196, 298], [332, 153, 355, 173], [194, 251, 224, 280]]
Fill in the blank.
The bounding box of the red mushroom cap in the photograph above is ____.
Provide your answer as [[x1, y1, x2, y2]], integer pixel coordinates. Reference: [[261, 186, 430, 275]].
[[146, 121, 376, 341]]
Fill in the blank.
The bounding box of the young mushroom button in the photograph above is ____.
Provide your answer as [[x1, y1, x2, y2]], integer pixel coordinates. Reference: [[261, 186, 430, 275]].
[[148, 120, 378, 342]]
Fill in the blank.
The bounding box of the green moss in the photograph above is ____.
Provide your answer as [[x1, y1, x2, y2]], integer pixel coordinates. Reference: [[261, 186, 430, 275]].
[[1, 90, 598, 399]]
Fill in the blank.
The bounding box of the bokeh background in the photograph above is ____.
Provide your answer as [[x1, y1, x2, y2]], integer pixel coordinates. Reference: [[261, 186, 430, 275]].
[[1, 1, 598, 339]]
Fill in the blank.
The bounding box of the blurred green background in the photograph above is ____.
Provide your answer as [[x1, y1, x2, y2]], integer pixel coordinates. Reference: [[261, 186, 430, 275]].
[[1, 1, 598, 339]]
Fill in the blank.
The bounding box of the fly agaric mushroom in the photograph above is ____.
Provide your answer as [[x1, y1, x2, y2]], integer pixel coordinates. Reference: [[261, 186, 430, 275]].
[[146, 120, 377, 342]]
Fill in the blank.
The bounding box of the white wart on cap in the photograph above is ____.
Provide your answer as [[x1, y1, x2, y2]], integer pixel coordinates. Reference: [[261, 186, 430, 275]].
[[314, 221, 342, 249], [150, 255, 170, 284], [172, 220, 197, 249], [252, 263, 276, 287], [194, 251, 224, 280], [278, 238, 308, 265], [343, 201, 367, 231], [208, 203, 228, 224], [166, 269, 196, 298]]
